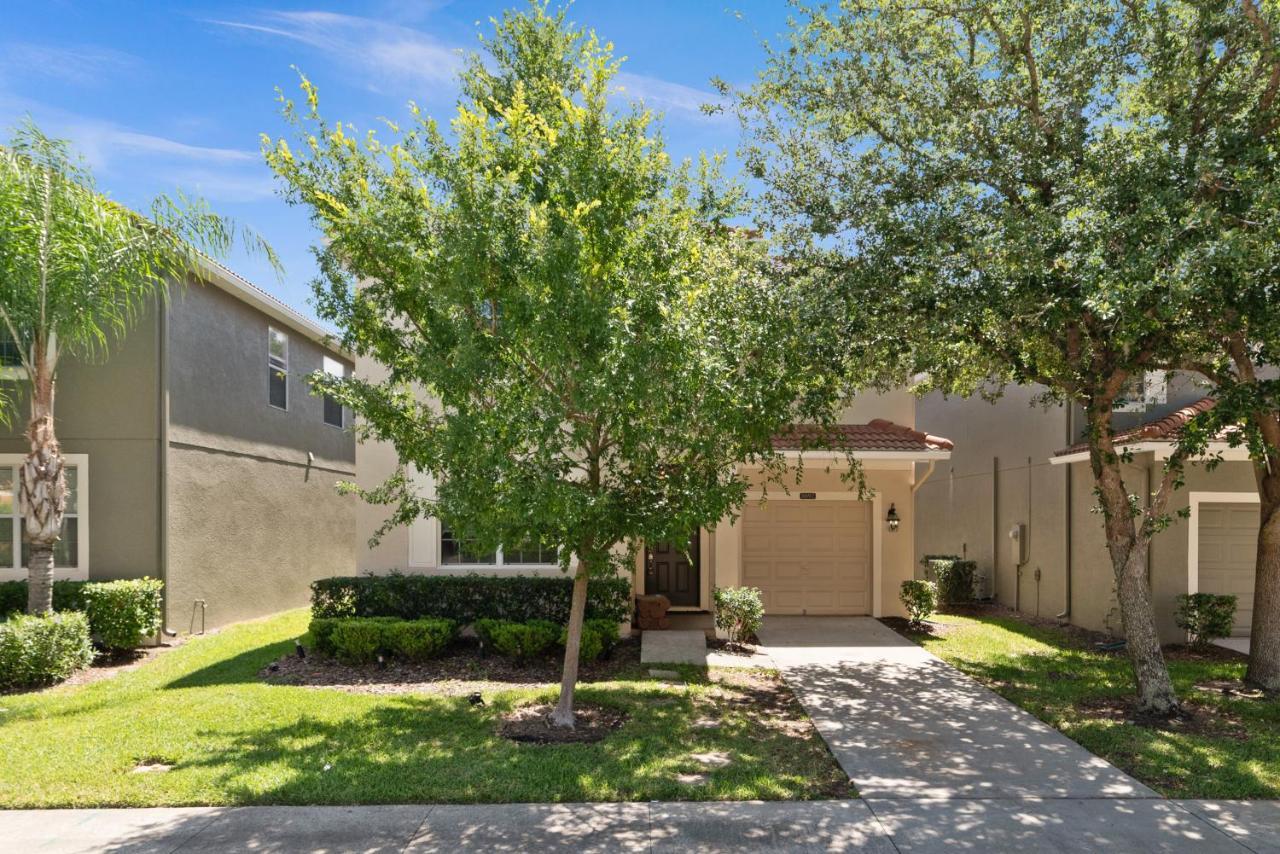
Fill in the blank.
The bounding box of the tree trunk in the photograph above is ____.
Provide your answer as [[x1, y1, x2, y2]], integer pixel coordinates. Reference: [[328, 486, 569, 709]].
[[1091, 421, 1180, 715], [19, 361, 66, 616], [550, 562, 591, 729], [1246, 463, 1280, 691]]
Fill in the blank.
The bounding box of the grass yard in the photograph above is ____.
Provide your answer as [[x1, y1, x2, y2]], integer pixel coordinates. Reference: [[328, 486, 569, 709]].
[[0, 609, 848, 807], [900, 611, 1280, 799]]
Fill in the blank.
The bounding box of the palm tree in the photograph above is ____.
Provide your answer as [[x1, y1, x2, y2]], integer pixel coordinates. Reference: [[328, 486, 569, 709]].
[[0, 118, 275, 614]]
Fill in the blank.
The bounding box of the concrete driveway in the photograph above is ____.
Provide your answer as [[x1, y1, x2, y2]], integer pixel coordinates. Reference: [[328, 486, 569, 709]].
[[756, 616, 1155, 800]]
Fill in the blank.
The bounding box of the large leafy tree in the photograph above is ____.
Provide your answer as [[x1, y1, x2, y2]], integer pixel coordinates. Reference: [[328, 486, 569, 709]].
[[1139, 0, 1280, 691], [264, 4, 832, 727], [0, 120, 271, 614], [729, 0, 1280, 714]]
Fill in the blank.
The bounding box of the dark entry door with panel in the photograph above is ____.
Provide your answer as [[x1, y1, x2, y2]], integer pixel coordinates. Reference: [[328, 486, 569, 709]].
[[645, 532, 700, 607]]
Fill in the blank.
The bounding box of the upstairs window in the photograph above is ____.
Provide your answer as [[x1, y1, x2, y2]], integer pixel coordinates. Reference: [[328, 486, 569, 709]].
[[322, 356, 344, 428], [0, 331, 21, 367], [1114, 371, 1168, 413], [268, 328, 288, 410]]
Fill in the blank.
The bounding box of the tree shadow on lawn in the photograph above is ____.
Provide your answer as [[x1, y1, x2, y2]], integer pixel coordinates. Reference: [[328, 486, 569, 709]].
[[166, 686, 813, 805], [914, 611, 1280, 798]]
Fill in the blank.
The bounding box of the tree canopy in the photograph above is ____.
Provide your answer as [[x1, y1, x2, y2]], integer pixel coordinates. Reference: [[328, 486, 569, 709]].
[[728, 0, 1280, 713], [264, 2, 837, 724]]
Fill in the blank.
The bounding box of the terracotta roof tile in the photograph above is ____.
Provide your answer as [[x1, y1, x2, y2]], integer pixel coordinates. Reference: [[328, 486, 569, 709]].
[[1055, 397, 1218, 456], [773, 420, 954, 454]]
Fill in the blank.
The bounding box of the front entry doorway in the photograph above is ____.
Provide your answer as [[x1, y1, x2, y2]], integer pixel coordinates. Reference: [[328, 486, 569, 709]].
[[645, 532, 701, 607]]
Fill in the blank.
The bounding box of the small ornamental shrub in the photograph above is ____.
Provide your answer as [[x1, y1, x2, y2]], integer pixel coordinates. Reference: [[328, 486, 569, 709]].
[[0, 580, 89, 618], [385, 618, 457, 662], [900, 580, 937, 628], [560, 618, 620, 662], [1175, 593, 1238, 647], [0, 612, 94, 690], [475, 618, 560, 659], [921, 556, 977, 605], [310, 573, 632, 625], [713, 586, 764, 644], [327, 619, 387, 664], [81, 578, 164, 651]]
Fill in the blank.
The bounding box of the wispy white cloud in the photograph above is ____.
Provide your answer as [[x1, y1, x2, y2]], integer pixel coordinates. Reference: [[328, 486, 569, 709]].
[[207, 11, 463, 90], [614, 72, 727, 121], [0, 94, 266, 202], [0, 42, 141, 87]]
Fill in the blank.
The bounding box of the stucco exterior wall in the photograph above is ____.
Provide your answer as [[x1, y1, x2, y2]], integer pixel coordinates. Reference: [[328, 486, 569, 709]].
[[166, 444, 355, 631], [917, 382, 1259, 643], [0, 306, 161, 583], [164, 279, 356, 629]]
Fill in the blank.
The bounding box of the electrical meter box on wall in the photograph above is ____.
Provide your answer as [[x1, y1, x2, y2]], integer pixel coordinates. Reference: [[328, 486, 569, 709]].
[[1009, 523, 1027, 565]]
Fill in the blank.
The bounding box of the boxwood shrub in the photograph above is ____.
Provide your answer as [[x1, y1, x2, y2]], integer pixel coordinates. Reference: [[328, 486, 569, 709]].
[[0, 612, 95, 690], [921, 555, 977, 605], [1175, 593, 1238, 647], [311, 573, 632, 625], [309, 616, 457, 664], [474, 618, 560, 659], [81, 578, 164, 651], [0, 578, 163, 651], [560, 618, 621, 663]]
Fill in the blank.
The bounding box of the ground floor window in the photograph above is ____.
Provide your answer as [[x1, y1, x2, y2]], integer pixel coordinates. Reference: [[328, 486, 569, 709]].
[[440, 526, 557, 567], [0, 457, 86, 572]]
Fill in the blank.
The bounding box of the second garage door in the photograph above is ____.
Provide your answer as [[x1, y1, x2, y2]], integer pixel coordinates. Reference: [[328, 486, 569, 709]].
[[741, 500, 871, 615], [1199, 502, 1258, 637]]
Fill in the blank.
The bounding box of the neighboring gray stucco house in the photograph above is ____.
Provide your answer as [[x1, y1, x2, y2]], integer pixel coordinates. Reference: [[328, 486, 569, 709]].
[[915, 373, 1259, 643], [0, 261, 356, 631]]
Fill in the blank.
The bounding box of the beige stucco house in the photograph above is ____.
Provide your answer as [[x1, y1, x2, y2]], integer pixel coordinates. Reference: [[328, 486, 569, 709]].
[[356, 381, 952, 626], [915, 373, 1259, 643], [0, 261, 356, 631]]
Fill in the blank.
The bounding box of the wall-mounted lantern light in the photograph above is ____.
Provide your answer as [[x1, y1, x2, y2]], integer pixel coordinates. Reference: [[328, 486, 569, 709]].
[[886, 503, 901, 532]]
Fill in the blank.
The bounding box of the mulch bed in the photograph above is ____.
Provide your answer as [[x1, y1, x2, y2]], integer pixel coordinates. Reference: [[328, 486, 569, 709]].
[[4, 638, 186, 696], [879, 616, 961, 639], [261, 636, 642, 696], [1165, 643, 1249, 663], [499, 702, 628, 744], [1076, 695, 1251, 740]]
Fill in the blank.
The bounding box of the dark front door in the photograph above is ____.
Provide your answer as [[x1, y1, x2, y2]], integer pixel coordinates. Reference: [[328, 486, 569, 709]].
[[645, 531, 700, 607]]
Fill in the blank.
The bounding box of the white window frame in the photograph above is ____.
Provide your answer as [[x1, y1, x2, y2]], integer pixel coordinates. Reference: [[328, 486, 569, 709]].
[[268, 327, 289, 411], [438, 525, 560, 569], [0, 454, 89, 581], [321, 356, 345, 428], [1114, 371, 1168, 413]]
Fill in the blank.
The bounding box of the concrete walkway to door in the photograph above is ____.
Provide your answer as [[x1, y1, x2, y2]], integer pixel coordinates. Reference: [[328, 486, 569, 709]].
[[757, 616, 1156, 800]]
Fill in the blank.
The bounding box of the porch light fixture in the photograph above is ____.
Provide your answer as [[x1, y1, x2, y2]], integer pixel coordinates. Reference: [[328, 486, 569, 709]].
[[886, 503, 901, 532]]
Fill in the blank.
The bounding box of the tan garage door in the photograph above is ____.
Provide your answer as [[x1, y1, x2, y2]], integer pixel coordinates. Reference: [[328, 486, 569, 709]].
[[1199, 502, 1258, 637], [741, 500, 871, 615]]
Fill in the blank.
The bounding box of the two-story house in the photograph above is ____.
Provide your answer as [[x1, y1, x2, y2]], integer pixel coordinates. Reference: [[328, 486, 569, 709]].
[[356, 379, 953, 626], [0, 260, 356, 631]]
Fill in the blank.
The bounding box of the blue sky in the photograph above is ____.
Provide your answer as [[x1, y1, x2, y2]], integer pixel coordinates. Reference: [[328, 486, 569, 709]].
[[1, 1, 790, 324]]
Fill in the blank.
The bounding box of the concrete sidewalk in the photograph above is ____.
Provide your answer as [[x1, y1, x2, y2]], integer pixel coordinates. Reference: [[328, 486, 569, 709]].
[[757, 616, 1155, 799], [4, 799, 1278, 853]]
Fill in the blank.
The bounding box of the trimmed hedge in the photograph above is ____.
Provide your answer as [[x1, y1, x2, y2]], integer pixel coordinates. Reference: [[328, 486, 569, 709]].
[[0, 580, 90, 618], [0, 612, 95, 690], [0, 578, 163, 651], [309, 616, 457, 664], [562, 618, 621, 663], [311, 573, 632, 625], [475, 618, 560, 659], [81, 579, 164, 651], [921, 555, 977, 605]]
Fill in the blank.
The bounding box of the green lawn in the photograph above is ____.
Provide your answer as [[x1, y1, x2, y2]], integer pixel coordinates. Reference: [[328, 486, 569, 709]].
[[0, 610, 847, 807], [907, 612, 1280, 799]]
